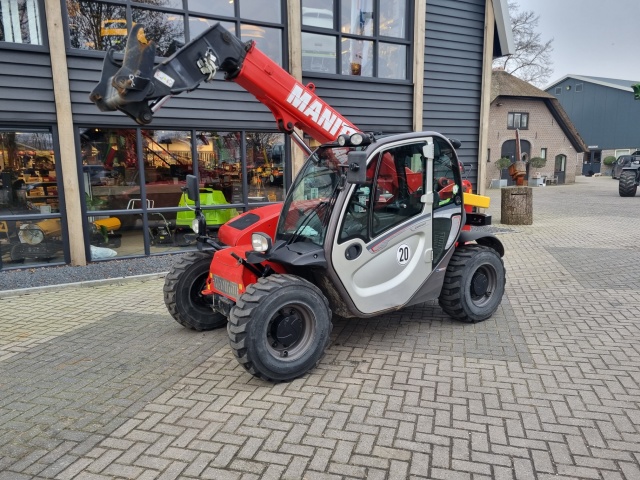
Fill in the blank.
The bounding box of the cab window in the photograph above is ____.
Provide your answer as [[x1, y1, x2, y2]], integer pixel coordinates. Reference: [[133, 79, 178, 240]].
[[433, 137, 461, 210], [339, 142, 427, 243]]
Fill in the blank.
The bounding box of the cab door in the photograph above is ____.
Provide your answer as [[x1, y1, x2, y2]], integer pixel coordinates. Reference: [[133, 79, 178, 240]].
[[331, 138, 435, 314]]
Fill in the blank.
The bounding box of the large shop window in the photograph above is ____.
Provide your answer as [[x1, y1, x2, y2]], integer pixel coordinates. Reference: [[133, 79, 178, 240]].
[[0, 0, 42, 44], [79, 128, 285, 261], [1, 131, 65, 269], [67, 0, 285, 65], [301, 0, 409, 79]]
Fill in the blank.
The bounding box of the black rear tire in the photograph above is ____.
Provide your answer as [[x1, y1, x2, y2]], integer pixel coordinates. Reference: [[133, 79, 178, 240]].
[[164, 251, 227, 330], [228, 274, 332, 381], [619, 170, 638, 197], [439, 244, 506, 323]]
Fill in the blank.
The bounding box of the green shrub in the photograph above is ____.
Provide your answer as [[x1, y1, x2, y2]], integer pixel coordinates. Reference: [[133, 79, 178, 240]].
[[603, 156, 617, 166], [529, 156, 546, 168], [495, 157, 512, 169]]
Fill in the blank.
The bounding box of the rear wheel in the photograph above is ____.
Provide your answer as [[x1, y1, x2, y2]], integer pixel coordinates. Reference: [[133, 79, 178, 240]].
[[163, 251, 227, 330], [439, 244, 505, 323], [619, 170, 638, 197], [228, 274, 332, 381]]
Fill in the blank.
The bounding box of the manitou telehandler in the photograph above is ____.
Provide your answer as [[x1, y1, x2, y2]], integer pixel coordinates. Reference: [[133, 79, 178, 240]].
[[90, 24, 506, 381]]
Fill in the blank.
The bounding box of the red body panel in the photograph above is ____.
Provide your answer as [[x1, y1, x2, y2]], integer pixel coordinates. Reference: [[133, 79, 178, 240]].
[[234, 45, 360, 144], [203, 247, 287, 301], [217, 203, 282, 246]]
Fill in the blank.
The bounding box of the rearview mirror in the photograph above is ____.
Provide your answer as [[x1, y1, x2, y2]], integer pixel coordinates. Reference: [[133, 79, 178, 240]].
[[346, 151, 367, 184], [185, 174, 200, 206], [449, 138, 462, 149]]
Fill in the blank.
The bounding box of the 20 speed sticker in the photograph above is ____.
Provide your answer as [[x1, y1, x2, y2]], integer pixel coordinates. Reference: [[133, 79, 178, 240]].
[[397, 244, 411, 265]]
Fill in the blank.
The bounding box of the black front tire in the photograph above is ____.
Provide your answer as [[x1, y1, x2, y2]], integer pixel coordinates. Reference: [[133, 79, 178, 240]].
[[164, 251, 227, 330], [619, 170, 638, 197], [439, 244, 506, 323], [228, 274, 332, 381]]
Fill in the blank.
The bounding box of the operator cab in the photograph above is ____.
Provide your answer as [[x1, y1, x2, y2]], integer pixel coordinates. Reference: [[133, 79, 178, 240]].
[[259, 132, 464, 315]]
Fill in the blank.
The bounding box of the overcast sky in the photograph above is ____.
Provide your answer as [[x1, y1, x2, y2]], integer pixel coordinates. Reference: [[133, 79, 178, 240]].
[[513, 0, 640, 87]]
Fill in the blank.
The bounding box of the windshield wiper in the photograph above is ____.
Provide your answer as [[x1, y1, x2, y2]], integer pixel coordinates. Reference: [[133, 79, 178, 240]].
[[286, 200, 330, 246], [286, 177, 343, 246]]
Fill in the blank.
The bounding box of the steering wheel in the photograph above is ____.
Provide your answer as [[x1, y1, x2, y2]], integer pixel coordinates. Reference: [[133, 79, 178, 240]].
[[347, 200, 368, 220]]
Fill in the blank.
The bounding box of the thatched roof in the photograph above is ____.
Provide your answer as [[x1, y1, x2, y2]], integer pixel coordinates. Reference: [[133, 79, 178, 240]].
[[491, 70, 589, 153]]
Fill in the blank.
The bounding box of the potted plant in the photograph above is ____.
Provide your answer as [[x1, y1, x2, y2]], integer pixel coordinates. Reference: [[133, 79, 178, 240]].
[[495, 157, 511, 170], [529, 156, 546, 169], [603, 155, 616, 176]]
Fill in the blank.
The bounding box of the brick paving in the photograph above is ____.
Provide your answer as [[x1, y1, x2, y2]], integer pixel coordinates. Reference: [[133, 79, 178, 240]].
[[1, 176, 639, 479]]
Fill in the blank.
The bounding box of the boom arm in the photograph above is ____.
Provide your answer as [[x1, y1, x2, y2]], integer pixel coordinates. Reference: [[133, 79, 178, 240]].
[[90, 24, 360, 145]]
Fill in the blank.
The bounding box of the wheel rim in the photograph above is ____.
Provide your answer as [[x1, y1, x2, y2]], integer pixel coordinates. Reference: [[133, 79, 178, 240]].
[[189, 272, 213, 311], [470, 264, 497, 307], [266, 304, 314, 361]]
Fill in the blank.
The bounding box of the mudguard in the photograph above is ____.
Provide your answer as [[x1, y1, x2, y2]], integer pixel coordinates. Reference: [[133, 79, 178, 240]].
[[458, 231, 505, 257]]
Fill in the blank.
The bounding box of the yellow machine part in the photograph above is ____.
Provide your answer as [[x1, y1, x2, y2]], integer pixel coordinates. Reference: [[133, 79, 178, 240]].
[[463, 192, 491, 209], [93, 217, 122, 231]]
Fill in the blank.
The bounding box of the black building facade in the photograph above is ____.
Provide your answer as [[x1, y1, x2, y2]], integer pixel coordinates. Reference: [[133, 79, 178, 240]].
[[0, 0, 512, 270]]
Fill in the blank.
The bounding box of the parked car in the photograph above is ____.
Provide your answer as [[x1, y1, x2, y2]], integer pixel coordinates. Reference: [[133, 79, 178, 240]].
[[612, 155, 640, 179]]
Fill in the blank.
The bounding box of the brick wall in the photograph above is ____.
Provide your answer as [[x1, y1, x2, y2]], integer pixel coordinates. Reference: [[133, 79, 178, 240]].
[[485, 98, 584, 187]]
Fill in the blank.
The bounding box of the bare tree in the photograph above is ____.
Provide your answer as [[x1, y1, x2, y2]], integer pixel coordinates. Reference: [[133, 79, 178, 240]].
[[494, 2, 554, 87]]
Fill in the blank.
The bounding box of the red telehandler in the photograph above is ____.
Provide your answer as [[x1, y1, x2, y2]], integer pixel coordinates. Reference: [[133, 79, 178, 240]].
[[90, 24, 506, 381]]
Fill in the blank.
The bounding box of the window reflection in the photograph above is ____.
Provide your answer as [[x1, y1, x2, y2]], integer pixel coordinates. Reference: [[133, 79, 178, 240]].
[[379, 0, 405, 38], [68, 1, 127, 51], [135, 0, 183, 10], [301, 0, 409, 79], [132, 8, 184, 57], [189, 17, 236, 39], [89, 213, 145, 260], [188, 0, 235, 17], [240, 0, 280, 24], [341, 0, 373, 36], [0, 0, 43, 45], [302, 32, 336, 73], [378, 43, 406, 80], [76, 128, 285, 263], [341, 37, 373, 77], [241, 24, 282, 66], [0, 131, 64, 268], [246, 132, 286, 203], [302, 2, 334, 28]]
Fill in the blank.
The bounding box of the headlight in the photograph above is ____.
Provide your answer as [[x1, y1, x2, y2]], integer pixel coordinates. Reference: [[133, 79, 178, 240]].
[[191, 218, 200, 234], [251, 232, 272, 253], [350, 133, 364, 146], [337, 134, 348, 147]]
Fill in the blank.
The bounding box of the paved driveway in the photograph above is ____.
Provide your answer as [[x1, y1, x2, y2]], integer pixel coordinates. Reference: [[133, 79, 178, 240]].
[[1, 177, 639, 479]]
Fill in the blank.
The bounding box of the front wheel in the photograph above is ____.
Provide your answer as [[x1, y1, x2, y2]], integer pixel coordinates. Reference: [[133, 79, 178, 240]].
[[439, 244, 506, 323], [228, 275, 332, 381], [619, 170, 638, 197], [163, 251, 227, 330]]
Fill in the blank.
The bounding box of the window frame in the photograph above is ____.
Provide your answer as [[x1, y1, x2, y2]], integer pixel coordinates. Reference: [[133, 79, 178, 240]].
[[300, 0, 412, 82], [507, 112, 529, 130], [0, 0, 47, 50], [64, 0, 288, 67]]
